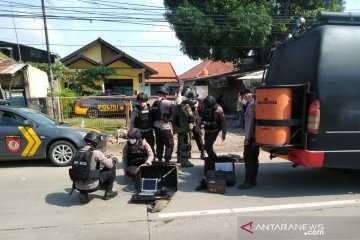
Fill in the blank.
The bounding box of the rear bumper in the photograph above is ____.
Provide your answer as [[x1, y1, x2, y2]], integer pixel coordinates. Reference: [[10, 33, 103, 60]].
[[287, 148, 324, 167], [264, 147, 360, 169]]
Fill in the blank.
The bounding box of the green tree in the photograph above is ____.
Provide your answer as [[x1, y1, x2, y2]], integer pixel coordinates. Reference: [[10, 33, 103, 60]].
[[26, 60, 68, 83], [164, 0, 345, 65], [64, 66, 116, 96]]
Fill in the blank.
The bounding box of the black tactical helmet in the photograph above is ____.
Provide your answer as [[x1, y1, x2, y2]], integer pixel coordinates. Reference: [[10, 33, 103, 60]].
[[182, 86, 196, 98], [203, 95, 217, 108], [136, 92, 148, 102], [127, 128, 141, 139], [84, 131, 102, 146], [156, 85, 169, 95]]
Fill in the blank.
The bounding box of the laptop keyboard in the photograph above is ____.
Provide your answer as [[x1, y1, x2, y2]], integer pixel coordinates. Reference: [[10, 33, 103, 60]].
[[138, 191, 156, 196]]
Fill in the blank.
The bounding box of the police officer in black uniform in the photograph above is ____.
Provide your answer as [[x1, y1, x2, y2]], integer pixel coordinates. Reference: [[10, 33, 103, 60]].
[[122, 128, 154, 182], [72, 131, 117, 203], [192, 99, 205, 159], [202, 95, 227, 159], [130, 93, 155, 154]]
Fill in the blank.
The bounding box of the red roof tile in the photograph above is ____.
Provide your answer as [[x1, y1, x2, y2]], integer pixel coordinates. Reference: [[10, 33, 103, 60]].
[[179, 60, 238, 80], [143, 62, 179, 83]]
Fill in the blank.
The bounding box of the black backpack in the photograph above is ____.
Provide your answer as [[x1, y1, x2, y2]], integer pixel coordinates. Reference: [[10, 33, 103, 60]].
[[69, 149, 99, 181]]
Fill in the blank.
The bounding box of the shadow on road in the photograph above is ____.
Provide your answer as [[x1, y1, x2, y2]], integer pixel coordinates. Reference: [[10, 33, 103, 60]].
[[176, 160, 360, 198], [0, 159, 52, 168], [45, 188, 107, 207]]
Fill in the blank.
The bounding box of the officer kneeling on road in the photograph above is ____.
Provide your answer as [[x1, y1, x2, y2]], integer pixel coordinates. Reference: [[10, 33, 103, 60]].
[[122, 128, 154, 183], [69, 131, 118, 204]]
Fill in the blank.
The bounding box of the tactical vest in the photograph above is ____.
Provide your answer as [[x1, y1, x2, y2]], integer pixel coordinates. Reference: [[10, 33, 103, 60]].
[[172, 99, 194, 134], [151, 100, 172, 122], [134, 104, 153, 129], [69, 148, 100, 181], [127, 141, 148, 167], [151, 100, 162, 121], [202, 104, 221, 131]]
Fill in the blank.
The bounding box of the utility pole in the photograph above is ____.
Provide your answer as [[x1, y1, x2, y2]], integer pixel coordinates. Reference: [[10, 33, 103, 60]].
[[11, 3, 22, 62], [41, 0, 57, 119]]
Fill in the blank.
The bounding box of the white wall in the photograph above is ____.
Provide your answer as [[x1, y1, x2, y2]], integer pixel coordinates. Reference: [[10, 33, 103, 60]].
[[26, 65, 49, 98]]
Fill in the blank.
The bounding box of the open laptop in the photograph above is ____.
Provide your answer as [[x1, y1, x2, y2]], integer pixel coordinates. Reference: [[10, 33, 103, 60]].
[[138, 178, 158, 196], [215, 162, 233, 172]]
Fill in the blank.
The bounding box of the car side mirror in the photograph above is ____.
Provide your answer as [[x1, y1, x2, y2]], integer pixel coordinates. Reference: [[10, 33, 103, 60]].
[[23, 120, 34, 127]]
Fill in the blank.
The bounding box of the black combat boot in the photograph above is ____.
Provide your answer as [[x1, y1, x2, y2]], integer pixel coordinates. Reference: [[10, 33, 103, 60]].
[[237, 181, 257, 190], [181, 160, 194, 168], [103, 189, 118, 200], [195, 178, 207, 191], [200, 151, 205, 160], [79, 192, 89, 204]]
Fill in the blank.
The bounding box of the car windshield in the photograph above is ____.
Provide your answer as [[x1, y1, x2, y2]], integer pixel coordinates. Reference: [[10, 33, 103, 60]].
[[20, 109, 59, 125]]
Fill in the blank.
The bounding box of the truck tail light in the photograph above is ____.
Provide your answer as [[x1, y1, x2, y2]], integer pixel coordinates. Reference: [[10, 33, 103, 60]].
[[307, 100, 320, 134]]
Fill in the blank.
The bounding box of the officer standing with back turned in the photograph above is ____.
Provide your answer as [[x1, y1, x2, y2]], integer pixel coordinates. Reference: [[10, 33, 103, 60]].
[[151, 85, 183, 162]]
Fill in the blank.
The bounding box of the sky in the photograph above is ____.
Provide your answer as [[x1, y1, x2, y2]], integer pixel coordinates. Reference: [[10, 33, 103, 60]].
[[0, 0, 359, 75]]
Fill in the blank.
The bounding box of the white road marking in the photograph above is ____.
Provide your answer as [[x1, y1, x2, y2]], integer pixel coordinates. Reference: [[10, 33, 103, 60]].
[[158, 199, 360, 218]]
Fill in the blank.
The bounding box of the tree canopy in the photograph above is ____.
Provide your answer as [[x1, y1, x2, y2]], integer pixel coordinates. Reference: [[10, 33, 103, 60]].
[[64, 66, 116, 96], [164, 0, 345, 65]]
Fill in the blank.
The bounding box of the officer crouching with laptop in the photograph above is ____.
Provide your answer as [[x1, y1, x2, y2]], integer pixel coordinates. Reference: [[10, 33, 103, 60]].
[[122, 128, 154, 185]]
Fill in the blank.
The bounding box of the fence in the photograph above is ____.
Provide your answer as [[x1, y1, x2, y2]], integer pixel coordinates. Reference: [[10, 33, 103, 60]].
[[21, 95, 177, 134], [25, 96, 135, 134]]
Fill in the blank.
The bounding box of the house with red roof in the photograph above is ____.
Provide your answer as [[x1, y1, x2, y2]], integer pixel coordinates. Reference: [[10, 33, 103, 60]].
[[179, 60, 263, 113], [143, 62, 179, 96], [179, 60, 238, 81]]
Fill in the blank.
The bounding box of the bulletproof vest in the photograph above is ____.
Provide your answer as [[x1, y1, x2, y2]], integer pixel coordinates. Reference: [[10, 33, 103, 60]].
[[202, 104, 220, 130], [151, 100, 162, 121], [151, 100, 171, 122], [127, 141, 148, 167], [134, 104, 153, 129], [172, 99, 194, 133], [69, 149, 100, 181], [180, 99, 195, 119]]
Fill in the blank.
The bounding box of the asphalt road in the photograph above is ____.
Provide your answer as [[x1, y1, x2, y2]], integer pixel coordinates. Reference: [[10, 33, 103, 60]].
[[1, 151, 360, 240]]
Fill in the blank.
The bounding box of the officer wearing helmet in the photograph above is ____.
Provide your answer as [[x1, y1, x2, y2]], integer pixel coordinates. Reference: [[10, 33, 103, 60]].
[[151, 85, 183, 162], [73, 131, 117, 204], [130, 92, 155, 154], [202, 95, 227, 159], [172, 86, 196, 167], [192, 99, 206, 160], [122, 128, 154, 181]]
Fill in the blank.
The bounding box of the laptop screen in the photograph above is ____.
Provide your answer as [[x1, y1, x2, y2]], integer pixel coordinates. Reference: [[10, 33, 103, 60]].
[[215, 162, 233, 172], [141, 178, 158, 191]]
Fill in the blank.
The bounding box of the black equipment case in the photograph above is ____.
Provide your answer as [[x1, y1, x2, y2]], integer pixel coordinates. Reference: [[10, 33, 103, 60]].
[[204, 156, 236, 186], [131, 163, 178, 203]]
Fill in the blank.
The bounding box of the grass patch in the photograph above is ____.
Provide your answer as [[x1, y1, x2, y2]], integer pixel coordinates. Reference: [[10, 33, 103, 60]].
[[64, 117, 128, 134]]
